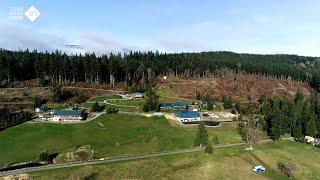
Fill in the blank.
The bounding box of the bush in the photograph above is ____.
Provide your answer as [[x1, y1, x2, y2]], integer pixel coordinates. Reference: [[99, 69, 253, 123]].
[[77, 151, 89, 161], [52, 87, 73, 102], [75, 94, 86, 104], [38, 77, 47, 87], [205, 144, 213, 154], [84, 172, 99, 180], [39, 151, 49, 161], [33, 97, 45, 108], [143, 104, 150, 112], [207, 102, 213, 111], [106, 107, 118, 114], [277, 161, 297, 178], [91, 102, 100, 112], [91, 102, 105, 112], [213, 136, 220, 145]]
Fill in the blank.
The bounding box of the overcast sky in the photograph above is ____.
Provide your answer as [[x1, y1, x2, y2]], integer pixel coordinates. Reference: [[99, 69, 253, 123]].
[[0, 0, 320, 56]]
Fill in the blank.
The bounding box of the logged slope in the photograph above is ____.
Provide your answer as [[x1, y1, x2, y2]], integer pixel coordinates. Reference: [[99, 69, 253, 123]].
[[159, 73, 310, 103]]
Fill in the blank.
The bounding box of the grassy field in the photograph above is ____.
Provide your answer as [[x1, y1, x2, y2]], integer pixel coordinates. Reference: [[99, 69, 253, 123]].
[[89, 94, 123, 102], [0, 114, 241, 168], [28, 141, 320, 179]]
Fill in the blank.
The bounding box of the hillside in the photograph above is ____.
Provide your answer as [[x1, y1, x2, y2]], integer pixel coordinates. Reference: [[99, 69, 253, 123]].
[[158, 73, 310, 104], [0, 49, 319, 92]]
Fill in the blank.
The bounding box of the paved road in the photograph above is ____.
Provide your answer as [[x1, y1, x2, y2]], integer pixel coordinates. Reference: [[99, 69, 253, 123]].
[[0, 138, 294, 177]]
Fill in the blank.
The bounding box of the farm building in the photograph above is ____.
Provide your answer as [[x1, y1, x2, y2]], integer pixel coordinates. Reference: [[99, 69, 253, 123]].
[[52, 109, 85, 122], [175, 110, 201, 122], [131, 92, 144, 99], [159, 102, 190, 110]]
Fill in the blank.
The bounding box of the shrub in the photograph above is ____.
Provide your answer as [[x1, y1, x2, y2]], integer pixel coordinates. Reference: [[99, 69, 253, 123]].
[[205, 144, 213, 154], [143, 104, 150, 112], [33, 97, 44, 108], [91, 102, 100, 112], [75, 94, 86, 104], [39, 151, 49, 161], [77, 151, 89, 161], [213, 136, 220, 145], [277, 161, 297, 178], [91, 102, 105, 112]]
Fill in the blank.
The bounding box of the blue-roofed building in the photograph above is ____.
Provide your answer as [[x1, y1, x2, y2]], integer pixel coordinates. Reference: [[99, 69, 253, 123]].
[[176, 110, 201, 122], [159, 102, 190, 110]]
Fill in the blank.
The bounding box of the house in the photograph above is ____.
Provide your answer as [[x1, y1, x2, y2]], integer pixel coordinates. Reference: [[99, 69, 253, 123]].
[[159, 102, 190, 110], [131, 92, 144, 99], [176, 110, 201, 123], [35, 106, 48, 113], [52, 109, 85, 122]]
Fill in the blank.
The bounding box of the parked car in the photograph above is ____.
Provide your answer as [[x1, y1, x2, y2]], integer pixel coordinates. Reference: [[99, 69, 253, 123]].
[[253, 165, 265, 173]]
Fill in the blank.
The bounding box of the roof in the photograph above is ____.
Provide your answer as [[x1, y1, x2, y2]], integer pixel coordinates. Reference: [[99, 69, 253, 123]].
[[176, 110, 200, 118], [132, 92, 143, 96], [160, 102, 190, 107], [36, 105, 48, 111], [53, 109, 84, 116]]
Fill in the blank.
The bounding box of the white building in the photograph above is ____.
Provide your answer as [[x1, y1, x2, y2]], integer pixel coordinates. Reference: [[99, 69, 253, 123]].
[[131, 92, 144, 99], [52, 109, 85, 122]]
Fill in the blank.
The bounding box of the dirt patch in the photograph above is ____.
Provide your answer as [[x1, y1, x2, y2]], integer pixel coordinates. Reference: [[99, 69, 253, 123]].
[[0, 173, 30, 180]]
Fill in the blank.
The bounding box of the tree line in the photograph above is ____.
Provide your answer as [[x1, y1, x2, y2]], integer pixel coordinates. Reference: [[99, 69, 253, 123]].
[[0, 49, 319, 92], [258, 90, 320, 140], [0, 108, 32, 130]]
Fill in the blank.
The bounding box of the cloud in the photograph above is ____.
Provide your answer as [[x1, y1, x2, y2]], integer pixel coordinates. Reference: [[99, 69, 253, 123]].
[[0, 25, 64, 51], [80, 31, 140, 55], [0, 25, 140, 55]]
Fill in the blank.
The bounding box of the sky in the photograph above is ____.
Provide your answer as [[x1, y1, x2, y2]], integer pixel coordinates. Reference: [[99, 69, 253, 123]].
[[0, 0, 320, 56]]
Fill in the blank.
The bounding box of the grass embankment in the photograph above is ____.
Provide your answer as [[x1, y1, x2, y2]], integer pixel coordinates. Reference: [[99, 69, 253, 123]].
[[29, 141, 320, 179], [0, 114, 241, 168]]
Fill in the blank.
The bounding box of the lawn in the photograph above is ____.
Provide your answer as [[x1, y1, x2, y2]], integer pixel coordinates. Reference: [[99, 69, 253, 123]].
[[89, 94, 123, 102], [0, 114, 241, 168], [29, 141, 320, 179], [107, 99, 145, 106]]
